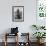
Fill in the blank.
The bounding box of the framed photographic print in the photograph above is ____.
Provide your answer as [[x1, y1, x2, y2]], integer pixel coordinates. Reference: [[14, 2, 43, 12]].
[[12, 6, 24, 22]]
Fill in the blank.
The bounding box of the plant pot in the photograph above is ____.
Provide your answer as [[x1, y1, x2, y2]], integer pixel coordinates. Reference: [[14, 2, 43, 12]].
[[40, 39, 45, 43], [37, 39, 40, 43], [37, 39, 45, 44]]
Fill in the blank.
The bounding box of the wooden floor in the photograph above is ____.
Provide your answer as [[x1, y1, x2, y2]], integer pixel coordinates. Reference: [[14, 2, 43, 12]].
[[0, 42, 46, 46]]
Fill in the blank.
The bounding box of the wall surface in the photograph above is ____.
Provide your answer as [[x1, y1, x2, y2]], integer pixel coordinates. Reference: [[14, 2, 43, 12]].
[[0, 0, 36, 42]]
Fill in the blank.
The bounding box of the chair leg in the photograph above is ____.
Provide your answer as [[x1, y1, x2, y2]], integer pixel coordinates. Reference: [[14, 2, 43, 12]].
[[4, 33, 7, 46], [4, 41, 7, 46]]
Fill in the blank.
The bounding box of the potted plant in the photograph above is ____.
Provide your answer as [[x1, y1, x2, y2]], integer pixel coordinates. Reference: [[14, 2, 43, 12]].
[[40, 26, 45, 29], [32, 24, 45, 30], [32, 25, 39, 30], [33, 32, 46, 43]]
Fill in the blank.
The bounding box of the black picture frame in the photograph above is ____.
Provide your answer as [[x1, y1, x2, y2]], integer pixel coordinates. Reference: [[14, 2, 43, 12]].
[[12, 6, 24, 22]]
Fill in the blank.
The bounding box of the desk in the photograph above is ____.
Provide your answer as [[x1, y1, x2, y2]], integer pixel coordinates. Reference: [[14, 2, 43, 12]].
[[4, 33, 18, 46]]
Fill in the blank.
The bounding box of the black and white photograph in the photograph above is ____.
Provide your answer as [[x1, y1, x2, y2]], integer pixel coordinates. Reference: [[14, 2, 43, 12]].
[[12, 6, 24, 22]]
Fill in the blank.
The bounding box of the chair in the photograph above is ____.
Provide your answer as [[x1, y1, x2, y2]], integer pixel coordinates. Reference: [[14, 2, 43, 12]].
[[4, 27, 19, 46], [18, 33, 30, 46], [4, 33, 18, 46]]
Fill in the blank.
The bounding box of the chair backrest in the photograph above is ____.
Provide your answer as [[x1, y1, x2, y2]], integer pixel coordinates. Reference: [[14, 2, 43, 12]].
[[18, 33, 29, 42], [11, 27, 18, 34]]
